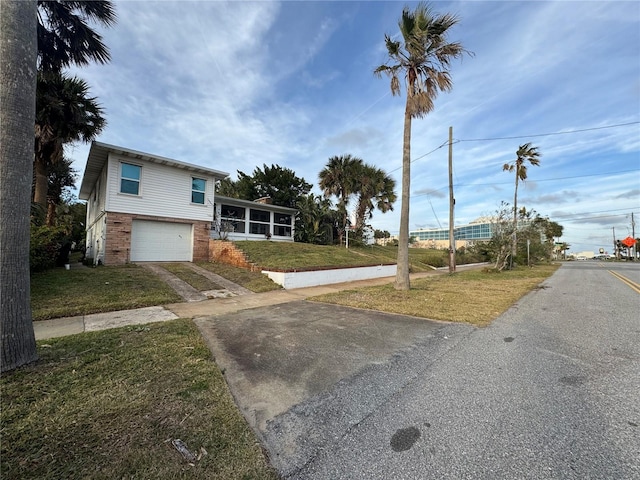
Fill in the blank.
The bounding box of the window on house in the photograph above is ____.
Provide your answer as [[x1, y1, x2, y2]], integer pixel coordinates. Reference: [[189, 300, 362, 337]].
[[249, 208, 270, 235], [192, 177, 206, 204], [274, 213, 292, 237], [220, 204, 246, 233], [120, 163, 141, 195]]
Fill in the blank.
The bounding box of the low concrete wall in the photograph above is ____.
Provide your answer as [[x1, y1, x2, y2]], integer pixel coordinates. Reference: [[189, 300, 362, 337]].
[[263, 264, 397, 289]]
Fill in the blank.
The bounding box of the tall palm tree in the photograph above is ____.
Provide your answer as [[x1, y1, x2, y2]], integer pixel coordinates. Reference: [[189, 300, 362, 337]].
[[354, 165, 397, 231], [319, 154, 363, 246], [375, 2, 469, 290], [502, 142, 541, 265], [34, 72, 105, 211], [1, 0, 39, 372], [34, 0, 115, 219], [37, 0, 116, 73]]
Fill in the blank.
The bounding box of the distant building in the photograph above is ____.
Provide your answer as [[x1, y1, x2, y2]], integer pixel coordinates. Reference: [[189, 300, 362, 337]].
[[410, 217, 495, 249]]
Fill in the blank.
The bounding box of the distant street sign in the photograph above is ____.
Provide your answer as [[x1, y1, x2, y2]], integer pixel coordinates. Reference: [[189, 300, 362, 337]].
[[622, 236, 636, 248]]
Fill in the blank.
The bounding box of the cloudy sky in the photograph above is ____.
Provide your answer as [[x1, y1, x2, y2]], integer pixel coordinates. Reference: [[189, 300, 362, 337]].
[[67, 0, 640, 254]]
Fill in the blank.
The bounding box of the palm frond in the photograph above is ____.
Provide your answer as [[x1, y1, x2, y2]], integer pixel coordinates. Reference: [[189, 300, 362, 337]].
[[37, 0, 116, 71]]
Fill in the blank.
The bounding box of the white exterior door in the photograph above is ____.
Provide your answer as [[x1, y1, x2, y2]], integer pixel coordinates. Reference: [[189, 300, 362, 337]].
[[130, 220, 193, 261]]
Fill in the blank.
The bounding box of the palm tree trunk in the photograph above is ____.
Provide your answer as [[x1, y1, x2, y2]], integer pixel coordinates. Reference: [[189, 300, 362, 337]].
[[395, 103, 412, 290], [0, 0, 39, 372], [33, 155, 48, 207]]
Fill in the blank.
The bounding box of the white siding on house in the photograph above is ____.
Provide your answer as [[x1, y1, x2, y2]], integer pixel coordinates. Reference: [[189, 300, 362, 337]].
[[85, 214, 106, 264], [85, 167, 108, 263], [86, 167, 107, 226], [105, 153, 215, 222]]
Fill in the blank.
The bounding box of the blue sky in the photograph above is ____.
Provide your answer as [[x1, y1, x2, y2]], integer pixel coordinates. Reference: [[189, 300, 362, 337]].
[[68, 0, 640, 254]]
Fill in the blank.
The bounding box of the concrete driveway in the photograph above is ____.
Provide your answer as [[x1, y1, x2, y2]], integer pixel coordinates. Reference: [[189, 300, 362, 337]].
[[193, 300, 475, 476]]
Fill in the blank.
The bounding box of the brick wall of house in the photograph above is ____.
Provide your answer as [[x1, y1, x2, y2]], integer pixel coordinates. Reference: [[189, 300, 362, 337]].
[[209, 240, 257, 270], [104, 212, 133, 265], [104, 212, 210, 264], [192, 221, 210, 262]]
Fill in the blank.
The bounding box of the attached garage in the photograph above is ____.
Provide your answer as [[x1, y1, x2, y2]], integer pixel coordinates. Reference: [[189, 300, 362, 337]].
[[130, 220, 193, 262]]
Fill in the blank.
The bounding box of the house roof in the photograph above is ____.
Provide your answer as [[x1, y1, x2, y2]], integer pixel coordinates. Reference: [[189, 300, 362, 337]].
[[79, 141, 229, 200], [216, 195, 297, 213]]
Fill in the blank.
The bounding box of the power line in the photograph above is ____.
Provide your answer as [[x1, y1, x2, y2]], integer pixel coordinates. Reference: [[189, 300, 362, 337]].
[[387, 140, 449, 175], [454, 121, 640, 143], [411, 168, 640, 197], [453, 168, 640, 189], [396, 121, 639, 171]]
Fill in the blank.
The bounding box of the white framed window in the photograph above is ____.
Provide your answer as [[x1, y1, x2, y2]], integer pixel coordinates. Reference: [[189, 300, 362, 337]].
[[120, 163, 141, 195], [192, 177, 206, 204], [220, 204, 246, 233], [274, 213, 292, 237], [249, 208, 270, 235]]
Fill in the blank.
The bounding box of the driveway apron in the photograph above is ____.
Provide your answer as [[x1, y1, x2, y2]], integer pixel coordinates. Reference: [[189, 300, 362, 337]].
[[194, 301, 474, 476]]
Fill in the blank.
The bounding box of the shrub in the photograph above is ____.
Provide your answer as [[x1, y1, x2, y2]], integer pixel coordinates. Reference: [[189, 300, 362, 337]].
[[30, 224, 67, 272]]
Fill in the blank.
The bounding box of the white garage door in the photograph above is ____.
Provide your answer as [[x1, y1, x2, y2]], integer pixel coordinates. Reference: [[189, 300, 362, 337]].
[[130, 220, 193, 262]]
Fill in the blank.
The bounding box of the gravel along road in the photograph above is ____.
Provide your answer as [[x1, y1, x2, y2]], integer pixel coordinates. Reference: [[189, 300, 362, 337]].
[[269, 261, 640, 479]]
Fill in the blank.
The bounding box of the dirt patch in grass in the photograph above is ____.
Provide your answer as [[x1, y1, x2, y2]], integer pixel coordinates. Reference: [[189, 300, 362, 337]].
[[196, 262, 281, 293], [311, 264, 560, 327], [31, 265, 182, 321], [162, 263, 224, 291], [0, 319, 278, 480]]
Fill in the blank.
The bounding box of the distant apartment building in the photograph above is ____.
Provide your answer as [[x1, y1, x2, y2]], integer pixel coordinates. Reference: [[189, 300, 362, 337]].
[[410, 217, 494, 249]]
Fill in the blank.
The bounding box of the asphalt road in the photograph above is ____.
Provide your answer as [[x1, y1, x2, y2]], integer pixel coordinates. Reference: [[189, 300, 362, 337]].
[[263, 261, 640, 479]]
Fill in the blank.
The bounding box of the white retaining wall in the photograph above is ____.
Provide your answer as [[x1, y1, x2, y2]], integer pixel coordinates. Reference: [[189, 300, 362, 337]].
[[263, 264, 397, 289]]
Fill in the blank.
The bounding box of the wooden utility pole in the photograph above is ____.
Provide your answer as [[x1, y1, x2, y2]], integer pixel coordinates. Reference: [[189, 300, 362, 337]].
[[448, 126, 456, 273]]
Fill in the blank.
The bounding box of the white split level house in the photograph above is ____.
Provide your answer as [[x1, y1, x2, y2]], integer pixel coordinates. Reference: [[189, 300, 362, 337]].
[[78, 142, 296, 265]]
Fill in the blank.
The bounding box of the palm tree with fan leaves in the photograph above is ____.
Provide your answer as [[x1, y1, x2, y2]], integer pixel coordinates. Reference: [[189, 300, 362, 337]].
[[319, 154, 363, 246], [374, 2, 470, 290], [502, 142, 541, 266]]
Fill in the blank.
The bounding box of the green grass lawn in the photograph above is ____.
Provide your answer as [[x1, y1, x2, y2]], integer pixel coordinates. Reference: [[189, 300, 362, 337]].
[[161, 262, 225, 291], [231, 241, 455, 272], [311, 264, 560, 327], [0, 319, 278, 479], [31, 264, 182, 321], [195, 262, 281, 293]]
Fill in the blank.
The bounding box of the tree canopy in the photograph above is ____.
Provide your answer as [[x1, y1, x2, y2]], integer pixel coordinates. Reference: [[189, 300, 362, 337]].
[[217, 164, 312, 209], [37, 0, 116, 72]]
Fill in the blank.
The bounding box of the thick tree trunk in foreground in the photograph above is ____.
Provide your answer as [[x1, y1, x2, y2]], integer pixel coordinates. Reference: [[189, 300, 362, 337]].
[[1, 0, 38, 372], [395, 104, 412, 290]]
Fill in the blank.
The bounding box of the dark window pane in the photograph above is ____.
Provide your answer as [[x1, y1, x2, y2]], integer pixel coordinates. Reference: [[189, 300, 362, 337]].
[[250, 209, 270, 222], [192, 191, 205, 204], [192, 178, 206, 192], [121, 163, 140, 180], [250, 222, 269, 235], [275, 214, 291, 225], [120, 179, 139, 195], [221, 205, 245, 220], [274, 225, 292, 236]]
